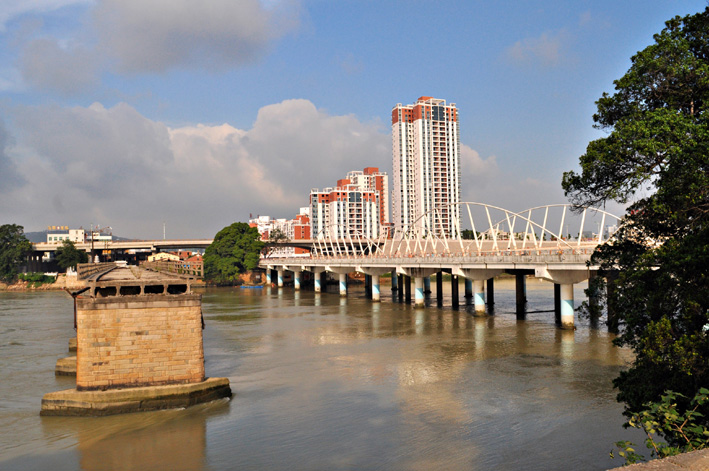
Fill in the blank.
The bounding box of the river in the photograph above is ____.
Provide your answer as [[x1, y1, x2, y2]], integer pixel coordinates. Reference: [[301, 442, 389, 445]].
[[0, 277, 644, 470]]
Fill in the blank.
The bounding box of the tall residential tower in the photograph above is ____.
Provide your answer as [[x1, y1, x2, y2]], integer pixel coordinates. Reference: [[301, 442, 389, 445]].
[[392, 96, 461, 237]]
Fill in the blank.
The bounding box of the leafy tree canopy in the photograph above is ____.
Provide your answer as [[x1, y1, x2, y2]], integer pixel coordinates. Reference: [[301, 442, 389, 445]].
[[0, 224, 33, 283], [204, 222, 264, 284], [562, 8, 709, 448], [55, 239, 89, 271]]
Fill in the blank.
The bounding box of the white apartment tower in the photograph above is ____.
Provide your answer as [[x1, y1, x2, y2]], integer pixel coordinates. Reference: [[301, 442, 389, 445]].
[[392, 96, 461, 237]]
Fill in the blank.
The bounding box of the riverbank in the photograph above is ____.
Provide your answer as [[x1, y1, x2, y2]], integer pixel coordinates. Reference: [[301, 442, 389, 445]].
[[0, 274, 85, 291]]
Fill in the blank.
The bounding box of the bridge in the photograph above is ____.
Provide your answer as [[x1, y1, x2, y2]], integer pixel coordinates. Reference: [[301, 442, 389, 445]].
[[261, 203, 622, 330], [34, 238, 214, 253]]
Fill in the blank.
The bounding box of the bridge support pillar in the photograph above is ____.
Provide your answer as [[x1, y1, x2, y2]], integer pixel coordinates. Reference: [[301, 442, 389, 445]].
[[391, 270, 398, 291], [451, 276, 459, 309], [473, 280, 486, 316], [465, 279, 473, 299], [560, 283, 575, 330], [487, 278, 495, 310], [404, 276, 411, 304], [423, 276, 431, 294], [294, 271, 301, 291], [606, 272, 619, 333], [515, 274, 526, 319], [398, 275, 404, 302], [314, 272, 322, 293], [266, 270, 272, 285], [339, 273, 347, 297], [364, 274, 371, 298], [277, 269, 284, 288], [436, 272, 443, 307], [414, 277, 425, 307], [372, 275, 381, 302], [554, 283, 561, 325]]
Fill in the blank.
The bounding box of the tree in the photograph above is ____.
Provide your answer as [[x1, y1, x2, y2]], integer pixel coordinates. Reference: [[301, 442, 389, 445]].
[[0, 224, 33, 282], [203, 222, 264, 284], [562, 8, 709, 452], [54, 239, 88, 271]]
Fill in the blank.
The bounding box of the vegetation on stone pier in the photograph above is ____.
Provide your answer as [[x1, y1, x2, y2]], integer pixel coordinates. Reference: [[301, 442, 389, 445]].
[[562, 7, 709, 462], [203, 222, 264, 285], [0, 224, 33, 283]]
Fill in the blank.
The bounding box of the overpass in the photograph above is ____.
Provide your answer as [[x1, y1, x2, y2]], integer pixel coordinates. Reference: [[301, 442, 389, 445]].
[[33, 238, 213, 253]]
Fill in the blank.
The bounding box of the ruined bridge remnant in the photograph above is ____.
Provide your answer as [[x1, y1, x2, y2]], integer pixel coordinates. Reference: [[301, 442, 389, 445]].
[[41, 264, 231, 416]]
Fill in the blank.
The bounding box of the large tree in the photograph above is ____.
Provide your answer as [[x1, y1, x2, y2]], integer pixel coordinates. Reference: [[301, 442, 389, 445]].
[[562, 8, 709, 448], [203, 222, 264, 284], [55, 239, 89, 271], [0, 224, 33, 282]]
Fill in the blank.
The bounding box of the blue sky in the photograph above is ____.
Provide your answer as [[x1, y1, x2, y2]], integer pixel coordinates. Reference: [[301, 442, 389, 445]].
[[0, 0, 704, 239]]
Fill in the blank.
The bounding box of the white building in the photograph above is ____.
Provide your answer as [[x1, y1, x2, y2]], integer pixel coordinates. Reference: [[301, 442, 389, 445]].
[[392, 96, 461, 237], [310, 174, 383, 241], [46, 226, 85, 244]]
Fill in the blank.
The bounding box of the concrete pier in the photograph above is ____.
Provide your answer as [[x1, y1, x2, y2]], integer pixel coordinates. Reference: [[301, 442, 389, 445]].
[[41, 266, 231, 416], [414, 277, 424, 308], [294, 271, 301, 290], [473, 280, 485, 316], [339, 273, 347, 297], [371, 275, 381, 302]]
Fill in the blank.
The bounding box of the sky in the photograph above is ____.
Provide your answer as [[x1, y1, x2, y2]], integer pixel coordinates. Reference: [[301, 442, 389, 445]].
[[0, 0, 705, 239]]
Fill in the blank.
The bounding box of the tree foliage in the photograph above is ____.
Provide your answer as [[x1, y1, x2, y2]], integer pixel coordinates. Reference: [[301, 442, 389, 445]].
[[203, 222, 264, 284], [0, 224, 33, 283], [54, 239, 88, 271], [562, 8, 709, 449]]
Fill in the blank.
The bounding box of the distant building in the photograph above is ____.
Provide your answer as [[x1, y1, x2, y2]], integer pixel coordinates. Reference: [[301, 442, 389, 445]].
[[148, 252, 180, 262], [392, 96, 461, 237], [249, 208, 311, 257], [310, 167, 389, 240], [46, 226, 85, 244]]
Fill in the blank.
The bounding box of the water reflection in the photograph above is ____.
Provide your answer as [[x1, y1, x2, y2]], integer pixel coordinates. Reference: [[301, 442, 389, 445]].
[[1, 286, 643, 471]]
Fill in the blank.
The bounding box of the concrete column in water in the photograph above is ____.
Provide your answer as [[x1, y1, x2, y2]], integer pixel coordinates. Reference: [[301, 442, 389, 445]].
[[372, 275, 381, 302], [486, 278, 495, 309], [294, 271, 301, 290], [414, 277, 424, 308], [277, 269, 284, 288], [423, 276, 431, 294], [266, 270, 272, 285], [451, 276, 459, 309], [554, 283, 561, 325], [560, 283, 575, 329], [339, 273, 347, 297], [391, 270, 398, 291], [515, 273, 526, 318], [398, 274, 404, 301], [364, 274, 371, 298], [314, 272, 322, 293], [436, 272, 443, 306], [465, 279, 473, 299], [404, 276, 412, 304], [473, 280, 486, 315]]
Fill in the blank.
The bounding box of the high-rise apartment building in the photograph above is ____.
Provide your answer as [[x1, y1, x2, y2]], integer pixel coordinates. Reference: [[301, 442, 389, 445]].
[[392, 96, 461, 237], [310, 167, 389, 240]]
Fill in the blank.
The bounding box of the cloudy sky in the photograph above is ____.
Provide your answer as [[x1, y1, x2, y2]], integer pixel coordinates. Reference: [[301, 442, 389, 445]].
[[0, 0, 704, 239]]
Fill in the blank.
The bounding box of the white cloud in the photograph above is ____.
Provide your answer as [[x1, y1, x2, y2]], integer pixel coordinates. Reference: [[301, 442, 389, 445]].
[[505, 30, 569, 67], [3, 99, 388, 238], [94, 0, 300, 73]]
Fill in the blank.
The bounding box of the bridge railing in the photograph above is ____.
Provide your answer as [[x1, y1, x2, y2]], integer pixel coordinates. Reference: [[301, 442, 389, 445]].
[[261, 246, 598, 267], [77, 262, 118, 280], [141, 260, 204, 279]]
